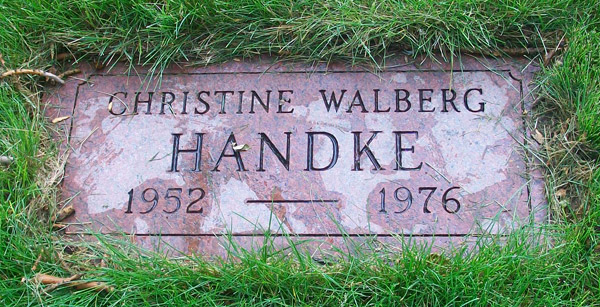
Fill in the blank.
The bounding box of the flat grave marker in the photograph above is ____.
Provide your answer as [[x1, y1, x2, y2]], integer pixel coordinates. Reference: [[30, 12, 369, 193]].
[[46, 56, 545, 254]]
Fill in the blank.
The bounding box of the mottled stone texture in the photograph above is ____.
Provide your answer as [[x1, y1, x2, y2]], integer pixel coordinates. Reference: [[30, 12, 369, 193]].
[[45, 56, 545, 256]]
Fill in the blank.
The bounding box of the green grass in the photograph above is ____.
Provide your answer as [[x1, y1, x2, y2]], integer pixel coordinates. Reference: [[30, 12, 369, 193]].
[[1, 0, 600, 305], [0, 85, 51, 304], [539, 22, 600, 152]]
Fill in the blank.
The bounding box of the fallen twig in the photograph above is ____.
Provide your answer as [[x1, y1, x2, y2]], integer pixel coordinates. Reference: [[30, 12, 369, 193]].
[[54, 205, 75, 222], [544, 34, 567, 66], [57, 249, 74, 274], [58, 69, 81, 79], [0, 155, 13, 166], [52, 116, 70, 124], [35, 273, 83, 293], [19, 252, 45, 283], [100, 254, 109, 268], [0, 53, 6, 69], [31, 252, 43, 271], [34, 272, 114, 292], [1, 69, 65, 84]]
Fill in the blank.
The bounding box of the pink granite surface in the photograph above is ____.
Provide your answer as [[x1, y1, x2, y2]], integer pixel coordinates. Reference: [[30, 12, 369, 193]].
[[45, 56, 545, 255]]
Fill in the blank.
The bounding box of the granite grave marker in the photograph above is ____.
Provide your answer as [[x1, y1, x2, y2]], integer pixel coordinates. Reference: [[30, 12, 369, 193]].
[[46, 56, 545, 254]]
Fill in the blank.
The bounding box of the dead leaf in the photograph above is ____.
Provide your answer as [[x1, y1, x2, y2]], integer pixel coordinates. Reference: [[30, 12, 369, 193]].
[[556, 188, 567, 199], [34, 273, 81, 285], [74, 281, 114, 292], [52, 223, 67, 230], [426, 253, 449, 265], [52, 116, 70, 124], [559, 199, 569, 208], [233, 58, 241, 62], [532, 129, 544, 145], [54, 205, 75, 222], [554, 59, 563, 67], [30, 273, 112, 293], [232, 142, 250, 152], [56, 53, 73, 61]]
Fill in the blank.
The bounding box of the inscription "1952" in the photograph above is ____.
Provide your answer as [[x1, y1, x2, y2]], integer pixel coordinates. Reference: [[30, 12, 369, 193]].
[[125, 187, 205, 214]]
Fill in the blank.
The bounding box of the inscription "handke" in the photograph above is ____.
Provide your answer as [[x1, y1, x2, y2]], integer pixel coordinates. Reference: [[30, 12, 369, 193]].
[[168, 131, 423, 172]]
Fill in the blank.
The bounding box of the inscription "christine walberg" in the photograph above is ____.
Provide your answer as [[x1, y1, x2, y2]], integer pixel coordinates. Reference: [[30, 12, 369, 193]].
[[107, 88, 485, 116]]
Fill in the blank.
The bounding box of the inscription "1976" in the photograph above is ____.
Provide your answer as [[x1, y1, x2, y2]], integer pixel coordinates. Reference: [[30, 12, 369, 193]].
[[378, 186, 461, 214]]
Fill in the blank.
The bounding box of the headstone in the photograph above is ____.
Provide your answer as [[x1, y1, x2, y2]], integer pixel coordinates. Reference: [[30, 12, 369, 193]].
[[46, 56, 545, 255]]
